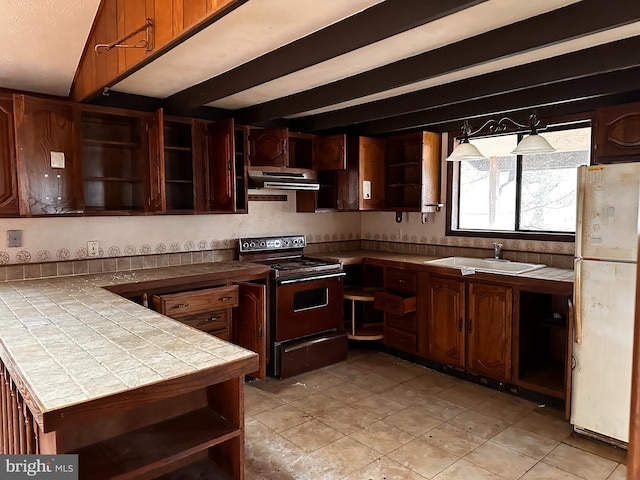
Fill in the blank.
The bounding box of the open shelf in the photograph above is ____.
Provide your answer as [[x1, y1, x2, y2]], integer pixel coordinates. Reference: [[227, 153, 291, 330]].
[[157, 456, 234, 480], [517, 366, 565, 398], [73, 407, 240, 480], [82, 138, 140, 148], [164, 145, 192, 152], [163, 120, 195, 211], [516, 291, 569, 400], [81, 109, 147, 212]]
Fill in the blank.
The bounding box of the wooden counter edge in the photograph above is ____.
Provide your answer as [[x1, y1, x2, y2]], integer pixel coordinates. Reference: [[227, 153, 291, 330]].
[[0, 340, 257, 433], [39, 352, 258, 433]]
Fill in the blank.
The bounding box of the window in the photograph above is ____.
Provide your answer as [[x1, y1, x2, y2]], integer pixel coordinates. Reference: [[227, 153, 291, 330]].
[[450, 126, 591, 238]]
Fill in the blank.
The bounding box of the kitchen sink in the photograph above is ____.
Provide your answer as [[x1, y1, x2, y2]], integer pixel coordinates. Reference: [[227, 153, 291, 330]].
[[425, 257, 546, 274]]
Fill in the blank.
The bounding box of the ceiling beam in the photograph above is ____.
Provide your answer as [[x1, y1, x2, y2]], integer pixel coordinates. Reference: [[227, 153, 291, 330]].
[[236, 0, 640, 124], [349, 66, 640, 136], [163, 0, 487, 114], [290, 36, 640, 132]]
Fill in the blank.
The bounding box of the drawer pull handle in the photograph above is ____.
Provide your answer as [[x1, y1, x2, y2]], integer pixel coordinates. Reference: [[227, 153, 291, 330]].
[[397, 279, 405, 283], [206, 316, 221, 322], [219, 296, 233, 301], [173, 303, 189, 309]]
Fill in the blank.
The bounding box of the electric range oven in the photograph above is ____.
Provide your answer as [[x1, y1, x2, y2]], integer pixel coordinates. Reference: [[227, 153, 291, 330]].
[[238, 235, 348, 378]]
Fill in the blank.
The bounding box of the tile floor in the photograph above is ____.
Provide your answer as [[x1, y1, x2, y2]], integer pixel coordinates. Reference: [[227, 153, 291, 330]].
[[243, 348, 628, 480]]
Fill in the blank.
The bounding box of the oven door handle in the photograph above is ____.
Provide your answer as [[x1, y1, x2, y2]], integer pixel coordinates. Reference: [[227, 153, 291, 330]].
[[277, 271, 346, 286]]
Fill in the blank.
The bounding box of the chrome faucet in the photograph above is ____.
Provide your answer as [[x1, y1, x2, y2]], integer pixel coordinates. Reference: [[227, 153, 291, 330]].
[[493, 242, 503, 260]]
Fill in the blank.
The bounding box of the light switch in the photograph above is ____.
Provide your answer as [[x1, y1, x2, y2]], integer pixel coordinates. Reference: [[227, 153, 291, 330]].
[[50, 151, 65, 169], [7, 230, 22, 248], [363, 180, 371, 200]]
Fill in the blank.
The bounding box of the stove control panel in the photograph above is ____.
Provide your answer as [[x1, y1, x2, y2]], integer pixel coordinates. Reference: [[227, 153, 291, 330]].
[[238, 235, 306, 253]]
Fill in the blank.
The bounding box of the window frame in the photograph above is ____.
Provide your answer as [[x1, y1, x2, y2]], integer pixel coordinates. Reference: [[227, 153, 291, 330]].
[[446, 117, 592, 242]]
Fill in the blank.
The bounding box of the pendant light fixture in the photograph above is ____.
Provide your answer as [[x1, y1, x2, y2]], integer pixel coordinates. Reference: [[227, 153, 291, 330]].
[[446, 111, 556, 161]]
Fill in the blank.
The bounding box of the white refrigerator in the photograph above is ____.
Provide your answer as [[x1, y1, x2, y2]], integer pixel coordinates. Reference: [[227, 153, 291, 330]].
[[572, 162, 640, 445]]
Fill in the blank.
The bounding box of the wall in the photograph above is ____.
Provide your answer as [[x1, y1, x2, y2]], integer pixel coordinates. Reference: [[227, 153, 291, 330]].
[[0, 191, 360, 266]]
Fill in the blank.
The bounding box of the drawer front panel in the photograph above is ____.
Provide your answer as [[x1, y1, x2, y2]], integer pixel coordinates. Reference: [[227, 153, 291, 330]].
[[385, 312, 417, 333], [153, 285, 239, 318], [384, 268, 417, 292], [374, 291, 416, 315], [179, 309, 230, 334], [384, 326, 417, 354]]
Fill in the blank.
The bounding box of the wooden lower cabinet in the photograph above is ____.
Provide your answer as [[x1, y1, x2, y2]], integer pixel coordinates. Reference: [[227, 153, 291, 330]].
[[466, 282, 513, 381], [150, 281, 267, 379], [375, 267, 419, 355], [425, 275, 513, 383], [425, 276, 465, 368]]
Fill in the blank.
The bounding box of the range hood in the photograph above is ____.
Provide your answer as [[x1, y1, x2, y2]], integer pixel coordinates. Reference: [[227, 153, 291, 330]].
[[248, 170, 320, 191]]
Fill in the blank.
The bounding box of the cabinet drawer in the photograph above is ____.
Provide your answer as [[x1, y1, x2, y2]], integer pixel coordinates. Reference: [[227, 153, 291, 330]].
[[178, 309, 230, 334], [384, 268, 417, 292], [152, 285, 239, 318], [384, 326, 417, 354], [374, 291, 416, 315], [385, 312, 417, 333]]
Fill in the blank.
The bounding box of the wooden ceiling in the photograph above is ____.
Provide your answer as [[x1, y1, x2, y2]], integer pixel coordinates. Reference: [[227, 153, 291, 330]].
[[88, 0, 640, 136]]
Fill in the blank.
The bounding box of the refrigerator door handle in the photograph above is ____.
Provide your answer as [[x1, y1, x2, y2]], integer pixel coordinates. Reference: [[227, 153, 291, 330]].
[[574, 258, 583, 344]]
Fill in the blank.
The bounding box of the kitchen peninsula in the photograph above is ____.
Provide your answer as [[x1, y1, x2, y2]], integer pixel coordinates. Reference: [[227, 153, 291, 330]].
[[0, 261, 269, 479]]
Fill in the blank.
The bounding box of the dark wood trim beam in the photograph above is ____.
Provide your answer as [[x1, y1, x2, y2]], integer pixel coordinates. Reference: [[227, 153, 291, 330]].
[[236, 0, 640, 124], [290, 37, 640, 132], [351, 66, 640, 135], [163, 0, 488, 113]]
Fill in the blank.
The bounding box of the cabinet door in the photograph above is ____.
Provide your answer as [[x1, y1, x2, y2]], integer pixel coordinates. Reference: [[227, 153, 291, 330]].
[[427, 276, 465, 368], [359, 136, 385, 210], [14, 95, 81, 215], [467, 282, 513, 381], [593, 102, 640, 162], [248, 128, 288, 167], [314, 134, 346, 170], [0, 95, 19, 215], [208, 118, 236, 212], [233, 282, 267, 379]]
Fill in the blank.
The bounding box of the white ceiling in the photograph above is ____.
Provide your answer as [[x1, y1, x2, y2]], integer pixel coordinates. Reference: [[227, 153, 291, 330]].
[[0, 0, 100, 96], [112, 0, 586, 113]]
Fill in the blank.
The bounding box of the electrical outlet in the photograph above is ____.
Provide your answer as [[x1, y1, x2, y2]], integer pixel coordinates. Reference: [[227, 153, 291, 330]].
[[7, 230, 22, 248], [87, 241, 100, 258]]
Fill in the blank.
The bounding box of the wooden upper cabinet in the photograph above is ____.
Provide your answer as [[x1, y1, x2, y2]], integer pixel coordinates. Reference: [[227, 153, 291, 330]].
[[208, 118, 236, 212], [466, 282, 513, 381], [13, 95, 82, 215], [359, 136, 385, 210], [79, 105, 151, 213], [247, 128, 288, 168], [154, 110, 211, 213], [593, 102, 640, 163], [0, 95, 19, 216], [314, 134, 346, 170], [426, 276, 465, 368], [384, 131, 441, 213], [73, 0, 243, 101]]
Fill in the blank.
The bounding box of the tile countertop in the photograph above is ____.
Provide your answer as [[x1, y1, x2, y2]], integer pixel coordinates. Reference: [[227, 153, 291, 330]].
[[0, 261, 269, 416], [314, 250, 575, 283]]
